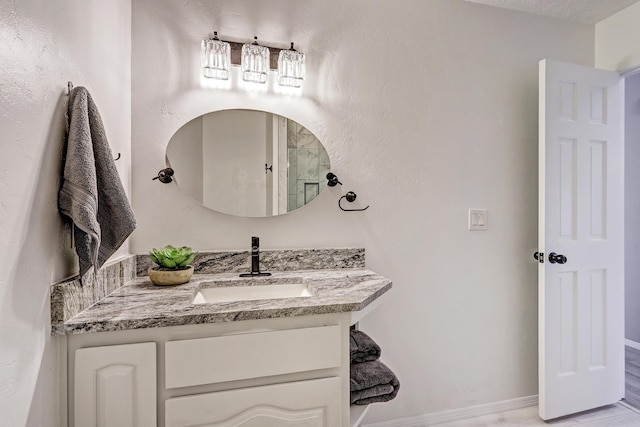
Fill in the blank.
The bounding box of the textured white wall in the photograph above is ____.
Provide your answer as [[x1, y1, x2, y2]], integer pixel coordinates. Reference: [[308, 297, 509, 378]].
[[596, 1, 640, 72], [131, 0, 593, 422], [0, 1, 131, 425]]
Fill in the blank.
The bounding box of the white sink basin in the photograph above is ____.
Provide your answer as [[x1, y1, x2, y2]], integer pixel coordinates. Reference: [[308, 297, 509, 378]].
[[192, 283, 312, 304]]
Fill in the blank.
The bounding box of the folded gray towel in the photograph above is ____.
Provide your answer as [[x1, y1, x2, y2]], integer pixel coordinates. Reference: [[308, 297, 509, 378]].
[[350, 329, 381, 363], [58, 87, 136, 278], [350, 359, 400, 405]]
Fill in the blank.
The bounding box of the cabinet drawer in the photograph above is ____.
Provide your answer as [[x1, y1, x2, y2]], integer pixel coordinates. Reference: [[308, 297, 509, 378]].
[[165, 325, 341, 389], [165, 377, 342, 427]]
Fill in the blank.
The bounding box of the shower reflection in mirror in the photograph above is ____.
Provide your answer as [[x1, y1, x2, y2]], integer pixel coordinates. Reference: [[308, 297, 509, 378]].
[[166, 109, 330, 218]]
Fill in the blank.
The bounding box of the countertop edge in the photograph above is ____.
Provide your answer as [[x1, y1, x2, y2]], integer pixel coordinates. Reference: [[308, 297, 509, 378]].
[[53, 271, 392, 336]]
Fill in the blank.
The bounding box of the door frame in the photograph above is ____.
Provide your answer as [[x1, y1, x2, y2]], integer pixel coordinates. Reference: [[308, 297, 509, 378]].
[[623, 66, 640, 357]]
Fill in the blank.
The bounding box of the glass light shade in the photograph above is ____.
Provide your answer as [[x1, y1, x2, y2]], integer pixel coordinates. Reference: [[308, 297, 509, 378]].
[[278, 44, 305, 88], [201, 34, 230, 80], [241, 38, 269, 84]]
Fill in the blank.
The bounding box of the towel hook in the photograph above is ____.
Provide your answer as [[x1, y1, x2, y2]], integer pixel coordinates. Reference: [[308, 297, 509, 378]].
[[113, 152, 121, 161], [339, 191, 369, 212]]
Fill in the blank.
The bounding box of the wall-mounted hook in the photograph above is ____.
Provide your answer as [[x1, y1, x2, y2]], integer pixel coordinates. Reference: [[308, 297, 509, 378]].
[[152, 168, 174, 184], [339, 191, 369, 212], [113, 152, 121, 161], [265, 163, 273, 174], [326, 172, 342, 187]]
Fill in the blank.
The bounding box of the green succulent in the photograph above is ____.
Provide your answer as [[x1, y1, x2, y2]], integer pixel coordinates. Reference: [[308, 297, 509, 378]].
[[149, 245, 197, 270]]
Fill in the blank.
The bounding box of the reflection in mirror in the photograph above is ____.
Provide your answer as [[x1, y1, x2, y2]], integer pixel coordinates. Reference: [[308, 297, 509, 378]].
[[166, 110, 330, 217]]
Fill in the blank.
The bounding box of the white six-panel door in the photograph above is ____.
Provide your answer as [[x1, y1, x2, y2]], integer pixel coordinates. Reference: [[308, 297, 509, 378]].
[[539, 59, 624, 420]]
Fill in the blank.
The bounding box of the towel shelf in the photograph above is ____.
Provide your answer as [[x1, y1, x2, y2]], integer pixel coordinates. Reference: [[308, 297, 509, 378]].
[[350, 404, 370, 427]]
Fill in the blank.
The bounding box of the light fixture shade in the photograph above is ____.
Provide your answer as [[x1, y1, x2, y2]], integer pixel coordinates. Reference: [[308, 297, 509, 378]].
[[201, 32, 230, 80], [241, 37, 269, 84], [278, 43, 305, 88]]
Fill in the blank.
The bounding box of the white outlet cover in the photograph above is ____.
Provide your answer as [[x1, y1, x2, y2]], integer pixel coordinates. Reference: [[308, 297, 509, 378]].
[[468, 209, 488, 231]]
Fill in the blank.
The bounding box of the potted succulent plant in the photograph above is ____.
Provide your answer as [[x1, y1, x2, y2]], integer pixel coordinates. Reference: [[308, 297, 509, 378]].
[[148, 245, 197, 286]]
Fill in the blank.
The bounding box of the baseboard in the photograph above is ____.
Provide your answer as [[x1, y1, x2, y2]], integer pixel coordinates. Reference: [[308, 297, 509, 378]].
[[619, 401, 640, 415], [361, 395, 538, 427], [626, 339, 640, 351]]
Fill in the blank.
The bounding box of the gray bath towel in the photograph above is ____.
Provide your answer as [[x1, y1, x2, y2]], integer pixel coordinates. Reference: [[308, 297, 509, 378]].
[[350, 329, 381, 363], [58, 87, 136, 278], [350, 359, 400, 405]]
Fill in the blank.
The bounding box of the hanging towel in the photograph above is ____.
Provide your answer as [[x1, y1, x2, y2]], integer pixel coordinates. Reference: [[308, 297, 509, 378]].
[[350, 359, 400, 405], [350, 329, 382, 363], [58, 86, 136, 278]]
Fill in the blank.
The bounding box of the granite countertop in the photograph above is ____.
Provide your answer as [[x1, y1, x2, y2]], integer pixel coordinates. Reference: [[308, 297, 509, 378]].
[[53, 269, 392, 335]]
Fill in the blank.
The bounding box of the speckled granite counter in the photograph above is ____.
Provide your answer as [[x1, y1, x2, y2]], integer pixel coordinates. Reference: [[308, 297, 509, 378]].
[[52, 269, 391, 335]]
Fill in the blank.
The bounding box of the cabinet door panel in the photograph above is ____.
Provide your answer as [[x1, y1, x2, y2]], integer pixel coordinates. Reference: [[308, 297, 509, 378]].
[[165, 377, 341, 427], [74, 342, 156, 427], [96, 364, 135, 425]]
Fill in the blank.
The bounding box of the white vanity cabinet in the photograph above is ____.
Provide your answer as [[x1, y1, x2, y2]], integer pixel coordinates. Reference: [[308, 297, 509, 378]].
[[74, 342, 157, 426], [164, 325, 343, 426], [65, 314, 354, 427]]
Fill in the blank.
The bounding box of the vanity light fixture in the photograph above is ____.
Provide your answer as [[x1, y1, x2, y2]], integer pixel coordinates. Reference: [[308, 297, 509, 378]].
[[200, 33, 306, 88], [201, 31, 231, 80], [241, 36, 270, 84], [277, 42, 305, 88]]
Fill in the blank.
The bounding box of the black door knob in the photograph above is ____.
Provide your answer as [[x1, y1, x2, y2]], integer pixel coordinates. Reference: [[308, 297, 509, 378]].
[[548, 252, 567, 264], [534, 252, 544, 263]]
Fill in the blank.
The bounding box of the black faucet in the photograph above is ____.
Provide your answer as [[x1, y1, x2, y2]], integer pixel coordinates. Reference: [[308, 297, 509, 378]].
[[239, 236, 271, 277]]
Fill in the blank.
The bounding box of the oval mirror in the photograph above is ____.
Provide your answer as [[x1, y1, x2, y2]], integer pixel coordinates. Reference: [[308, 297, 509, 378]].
[[166, 109, 331, 217]]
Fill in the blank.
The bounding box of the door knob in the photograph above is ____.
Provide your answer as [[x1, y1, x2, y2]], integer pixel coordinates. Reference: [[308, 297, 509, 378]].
[[534, 252, 544, 263], [548, 252, 567, 264]]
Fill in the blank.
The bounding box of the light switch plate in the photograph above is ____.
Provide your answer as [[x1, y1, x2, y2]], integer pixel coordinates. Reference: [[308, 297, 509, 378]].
[[468, 209, 488, 231]]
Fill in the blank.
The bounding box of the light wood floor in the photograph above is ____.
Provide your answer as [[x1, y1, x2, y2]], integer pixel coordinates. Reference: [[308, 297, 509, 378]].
[[626, 346, 640, 409], [434, 403, 640, 426]]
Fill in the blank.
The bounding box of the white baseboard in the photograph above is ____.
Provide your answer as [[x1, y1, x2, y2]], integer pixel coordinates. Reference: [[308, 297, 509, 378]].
[[626, 339, 640, 351], [361, 395, 538, 427], [619, 401, 640, 415]]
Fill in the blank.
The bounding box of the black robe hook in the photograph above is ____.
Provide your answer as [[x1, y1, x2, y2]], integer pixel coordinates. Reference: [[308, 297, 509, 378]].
[[326, 172, 342, 187], [152, 168, 174, 183]]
